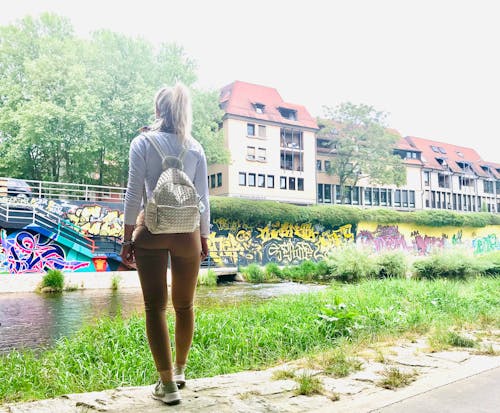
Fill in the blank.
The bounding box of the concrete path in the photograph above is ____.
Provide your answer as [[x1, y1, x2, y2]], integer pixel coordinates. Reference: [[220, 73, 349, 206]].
[[1, 333, 499, 413]]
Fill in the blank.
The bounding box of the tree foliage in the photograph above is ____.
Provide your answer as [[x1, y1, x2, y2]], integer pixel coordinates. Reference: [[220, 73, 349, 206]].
[[319, 103, 406, 203], [0, 13, 225, 185]]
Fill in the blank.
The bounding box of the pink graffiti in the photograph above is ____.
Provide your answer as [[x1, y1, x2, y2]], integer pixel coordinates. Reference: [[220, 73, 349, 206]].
[[410, 231, 445, 255], [0, 230, 89, 274], [358, 225, 408, 252]]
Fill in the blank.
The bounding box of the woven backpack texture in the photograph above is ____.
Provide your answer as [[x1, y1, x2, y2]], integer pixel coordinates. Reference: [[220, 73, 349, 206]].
[[143, 135, 201, 234]]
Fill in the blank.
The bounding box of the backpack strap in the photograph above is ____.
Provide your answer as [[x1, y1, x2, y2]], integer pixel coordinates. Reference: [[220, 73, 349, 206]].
[[144, 134, 187, 171]]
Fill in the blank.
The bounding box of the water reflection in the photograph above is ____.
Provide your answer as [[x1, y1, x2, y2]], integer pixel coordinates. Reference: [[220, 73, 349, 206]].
[[0, 282, 326, 353]]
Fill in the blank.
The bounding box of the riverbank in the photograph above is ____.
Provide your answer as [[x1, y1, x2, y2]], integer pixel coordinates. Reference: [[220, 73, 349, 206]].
[[0, 267, 238, 293], [2, 332, 499, 412], [1, 277, 498, 404]]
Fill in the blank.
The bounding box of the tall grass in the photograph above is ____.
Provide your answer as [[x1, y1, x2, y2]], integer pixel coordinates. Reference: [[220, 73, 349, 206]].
[[40, 269, 65, 292], [1, 277, 498, 403]]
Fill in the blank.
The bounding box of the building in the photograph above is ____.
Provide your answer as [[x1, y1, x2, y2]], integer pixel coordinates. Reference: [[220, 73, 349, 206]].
[[209, 81, 499, 213], [208, 81, 319, 205]]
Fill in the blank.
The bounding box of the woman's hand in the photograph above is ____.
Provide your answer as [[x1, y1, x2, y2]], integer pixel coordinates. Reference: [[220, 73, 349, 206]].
[[120, 243, 136, 269], [201, 236, 209, 260]]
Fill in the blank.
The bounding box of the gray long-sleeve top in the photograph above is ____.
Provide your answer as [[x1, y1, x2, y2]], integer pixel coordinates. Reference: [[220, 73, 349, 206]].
[[123, 131, 211, 238]]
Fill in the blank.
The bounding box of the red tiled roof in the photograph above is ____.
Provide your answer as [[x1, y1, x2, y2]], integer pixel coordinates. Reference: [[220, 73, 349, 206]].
[[480, 161, 500, 179], [404, 136, 489, 177], [220, 81, 319, 130], [395, 137, 418, 151]]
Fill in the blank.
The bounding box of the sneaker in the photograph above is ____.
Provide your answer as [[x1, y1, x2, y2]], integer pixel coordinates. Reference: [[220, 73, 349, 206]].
[[174, 366, 186, 389], [152, 379, 181, 405]]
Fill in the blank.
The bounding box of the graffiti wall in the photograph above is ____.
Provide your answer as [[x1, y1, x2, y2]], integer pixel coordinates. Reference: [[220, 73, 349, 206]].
[[357, 222, 500, 255], [0, 229, 92, 274], [207, 218, 355, 266]]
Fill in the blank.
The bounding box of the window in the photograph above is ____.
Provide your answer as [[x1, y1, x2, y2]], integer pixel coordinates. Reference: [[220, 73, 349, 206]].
[[257, 125, 266, 138], [248, 173, 256, 187], [280, 176, 287, 189], [438, 173, 450, 188], [352, 187, 360, 204], [258, 174, 265, 187], [430, 145, 440, 153], [372, 188, 379, 206], [343, 186, 352, 204], [289, 177, 296, 190], [324, 184, 331, 202], [267, 175, 274, 188], [246, 146, 255, 160], [257, 147, 266, 161], [394, 190, 401, 207], [402, 190, 409, 207], [280, 128, 303, 149], [483, 180, 494, 193], [217, 172, 222, 187], [438, 147, 447, 154], [364, 188, 372, 205], [409, 191, 415, 208], [324, 160, 331, 171], [239, 172, 246, 186], [412, 152, 417, 159], [424, 171, 430, 186], [278, 107, 297, 120], [380, 189, 387, 205], [406, 151, 412, 159], [297, 178, 304, 191], [317, 184, 323, 203], [247, 123, 255, 136], [210, 174, 216, 188], [280, 152, 303, 171], [254, 103, 265, 114], [316, 160, 322, 171], [335, 185, 341, 203]]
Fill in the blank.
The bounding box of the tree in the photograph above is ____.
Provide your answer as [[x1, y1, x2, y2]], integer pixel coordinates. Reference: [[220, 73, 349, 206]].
[[0, 13, 226, 185], [319, 102, 406, 203]]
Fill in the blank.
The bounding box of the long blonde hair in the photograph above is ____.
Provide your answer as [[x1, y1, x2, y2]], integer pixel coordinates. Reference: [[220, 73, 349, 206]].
[[151, 81, 192, 142]]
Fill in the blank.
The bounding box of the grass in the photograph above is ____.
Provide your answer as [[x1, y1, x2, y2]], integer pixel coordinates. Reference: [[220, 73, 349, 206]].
[[111, 275, 121, 291], [293, 373, 324, 396], [272, 369, 296, 380], [197, 269, 218, 287], [39, 269, 64, 292], [309, 342, 363, 378], [377, 367, 418, 389], [1, 277, 498, 403]]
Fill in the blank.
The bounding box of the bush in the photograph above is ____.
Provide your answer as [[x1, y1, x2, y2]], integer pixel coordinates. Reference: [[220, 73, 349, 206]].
[[326, 246, 377, 282], [476, 251, 500, 275], [240, 264, 265, 283], [265, 262, 282, 280], [41, 269, 64, 292], [376, 251, 408, 278], [198, 269, 218, 287], [412, 250, 481, 280]]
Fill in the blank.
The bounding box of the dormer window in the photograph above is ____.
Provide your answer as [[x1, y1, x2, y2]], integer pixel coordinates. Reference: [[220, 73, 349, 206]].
[[254, 103, 265, 114], [436, 157, 448, 168], [278, 107, 297, 121]]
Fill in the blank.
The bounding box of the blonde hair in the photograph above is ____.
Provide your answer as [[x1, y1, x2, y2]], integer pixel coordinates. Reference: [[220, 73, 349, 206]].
[[151, 82, 192, 142]]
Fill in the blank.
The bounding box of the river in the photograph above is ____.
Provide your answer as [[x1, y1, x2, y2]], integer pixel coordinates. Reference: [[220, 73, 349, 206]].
[[0, 282, 326, 354]]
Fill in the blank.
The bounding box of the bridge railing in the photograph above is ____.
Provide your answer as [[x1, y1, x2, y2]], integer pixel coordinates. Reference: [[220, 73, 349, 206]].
[[0, 177, 127, 203]]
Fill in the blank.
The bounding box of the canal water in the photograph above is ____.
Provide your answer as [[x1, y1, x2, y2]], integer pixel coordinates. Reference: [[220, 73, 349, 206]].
[[0, 282, 326, 354]]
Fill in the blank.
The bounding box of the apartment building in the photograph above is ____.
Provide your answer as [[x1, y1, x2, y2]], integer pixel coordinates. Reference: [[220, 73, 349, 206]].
[[209, 81, 500, 213], [208, 81, 319, 205]]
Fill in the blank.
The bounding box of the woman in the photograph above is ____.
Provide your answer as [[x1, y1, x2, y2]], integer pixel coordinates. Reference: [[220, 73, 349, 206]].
[[121, 82, 210, 405]]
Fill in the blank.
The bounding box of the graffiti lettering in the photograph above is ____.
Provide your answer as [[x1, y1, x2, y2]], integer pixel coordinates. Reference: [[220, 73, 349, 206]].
[[472, 234, 499, 254]]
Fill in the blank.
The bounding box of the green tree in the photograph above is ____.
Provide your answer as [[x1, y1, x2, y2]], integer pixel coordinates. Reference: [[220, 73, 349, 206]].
[[0, 13, 226, 185], [319, 103, 406, 203]]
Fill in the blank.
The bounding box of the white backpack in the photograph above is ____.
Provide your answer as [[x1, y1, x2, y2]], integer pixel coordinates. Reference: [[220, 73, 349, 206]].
[[143, 134, 201, 234]]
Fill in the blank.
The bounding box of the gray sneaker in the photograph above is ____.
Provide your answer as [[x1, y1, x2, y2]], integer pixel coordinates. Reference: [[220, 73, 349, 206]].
[[152, 379, 181, 405], [174, 366, 186, 389]]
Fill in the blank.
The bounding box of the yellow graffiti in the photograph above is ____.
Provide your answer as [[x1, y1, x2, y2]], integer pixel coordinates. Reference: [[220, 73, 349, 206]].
[[66, 205, 124, 237], [256, 222, 320, 243], [213, 218, 250, 232]]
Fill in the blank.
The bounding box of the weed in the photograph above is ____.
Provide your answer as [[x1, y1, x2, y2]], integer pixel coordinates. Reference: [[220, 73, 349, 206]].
[[326, 246, 377, 282], [239, 390, 261, 400], [241, 264, 265, 283], [40, 269, 64, 292], [293, 373, 323, 396], [378, 367, 417, 389], [320, 348, 363, 378], [111, 275, 121, 291], [476, 344, 498, 356], [272, 369, 296, 380], [197, 269, 218, 287], [445, 331, 476, 348], [318, 296, 363, 338], [265, 262, 282, 280]]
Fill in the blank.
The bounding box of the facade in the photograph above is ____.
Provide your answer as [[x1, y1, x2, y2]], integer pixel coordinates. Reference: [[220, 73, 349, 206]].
[[209, 81, 500, 213]]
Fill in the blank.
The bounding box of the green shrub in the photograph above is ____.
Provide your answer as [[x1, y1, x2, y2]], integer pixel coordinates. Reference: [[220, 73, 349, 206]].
[[198, 269, 218, 287], [476, 251, 500, 275], [41, 269, 64, 292], [326, 246, 377, 282], [376, 251, 408, 278], [241, 264, 265, 283], [412, 250, 481, 280], [265, 262, 282, 279]]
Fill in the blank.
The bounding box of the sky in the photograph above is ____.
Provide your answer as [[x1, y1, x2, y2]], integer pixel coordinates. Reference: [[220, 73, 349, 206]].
[[1, 0, 499, 162]]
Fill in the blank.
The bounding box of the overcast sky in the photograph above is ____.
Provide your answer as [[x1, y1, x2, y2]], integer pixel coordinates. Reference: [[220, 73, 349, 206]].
[[1, 0, 499, 162]]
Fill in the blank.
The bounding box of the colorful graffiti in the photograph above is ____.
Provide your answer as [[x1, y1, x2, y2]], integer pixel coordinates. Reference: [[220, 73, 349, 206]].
[[357, 222, 500, 255], [0, 229, 89, 274], [65, 205, 124, 237], [208, 220, 354, 266]]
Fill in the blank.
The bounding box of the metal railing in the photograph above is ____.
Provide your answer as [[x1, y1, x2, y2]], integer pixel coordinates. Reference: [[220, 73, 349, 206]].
[[0, 198, 96, 253], [0, 177, 126, 203]]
